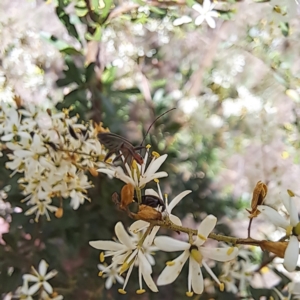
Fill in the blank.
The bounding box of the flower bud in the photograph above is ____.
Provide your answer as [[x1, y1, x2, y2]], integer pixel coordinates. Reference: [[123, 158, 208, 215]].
[[260, 240, 288, 258], [55, 208, 63, 218], [120, 183, 134, 209], [247, 181, 267, 218], [134, 205, 162, 220]]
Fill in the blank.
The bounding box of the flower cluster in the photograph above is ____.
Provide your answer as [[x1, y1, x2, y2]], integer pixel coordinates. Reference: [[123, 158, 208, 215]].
[[257, 191, 300, 272], [0, 101, 108, 221], [90, 146, 239, 296]]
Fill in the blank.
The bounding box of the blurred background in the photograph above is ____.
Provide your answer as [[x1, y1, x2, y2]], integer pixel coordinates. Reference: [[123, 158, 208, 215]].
[[1, 0, 300, 299]]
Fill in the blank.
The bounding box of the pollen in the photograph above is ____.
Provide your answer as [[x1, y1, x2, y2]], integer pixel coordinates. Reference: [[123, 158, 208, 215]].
[[287, 189, 295, 197], [286, 225, 293, 236], [98, 271, 103, 277], [190, 248, 203, 265], [186, 291, 194, 297], [136, 289, 146, 294], [152, 151, 160, 158], [120, 262, 129, 274], [261, 266, 269, 274], [118, 289, 127, 295], [131, 160, 138, 169], [154, 178, 159, 183], [146, 144, 151, 149], [100, 252, 105, 263], [166, 261, 175, 266], [227, 247, 235, 255], [219, 283, 225, 292], [197, 234, 207, 241], [55, 208, 63, 218]]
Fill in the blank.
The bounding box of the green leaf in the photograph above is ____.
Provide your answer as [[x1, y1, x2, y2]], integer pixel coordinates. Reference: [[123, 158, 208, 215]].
[[56, 6, 80, 41], [186, 0, 196, 7], [279, 22, 289, 37], [132, 0, 145, 6], [101, 0, 113, 19], [85, 26, 102, 41], [75, 0, 88, 17], [59, 47, 82, 55], [41, 32, 82, 55], [91, 0, 100, 14], [102, 66, 117, 84], [149, 6, 166, 15], [217, 10, 236, 20], [56, 77, 74, 87], [85, 62, 96, 83], [273, 72, 287, 87]]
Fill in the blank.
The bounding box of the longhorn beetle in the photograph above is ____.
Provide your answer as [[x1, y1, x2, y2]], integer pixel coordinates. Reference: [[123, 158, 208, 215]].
[[98, 108, 175, 165]]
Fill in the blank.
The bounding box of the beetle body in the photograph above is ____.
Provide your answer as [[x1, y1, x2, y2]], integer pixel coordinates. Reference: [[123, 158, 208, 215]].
[[98, 132, 144, 165], [135, 195, 166, 212]]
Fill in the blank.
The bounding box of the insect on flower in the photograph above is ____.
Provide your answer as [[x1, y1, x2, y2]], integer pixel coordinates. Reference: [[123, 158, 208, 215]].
[[138, 195, 166, 212], [98, 108, 175, 165]]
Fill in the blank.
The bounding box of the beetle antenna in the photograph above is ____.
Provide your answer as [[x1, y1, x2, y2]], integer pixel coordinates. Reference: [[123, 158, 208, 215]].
[[140, 107, 176, 146]]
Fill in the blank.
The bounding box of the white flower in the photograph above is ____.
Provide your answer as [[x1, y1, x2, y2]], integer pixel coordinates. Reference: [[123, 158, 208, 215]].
[[98, 263, 124, 289], [154, 215, 239, 296], [192, 0, 219, 28], [89, 222, 158, 294], [130, 184, 192, 240], [221, 258, 257, 296], [22, 259, 58, 296], [98, 147, 168, 189], [173, 16, 192, 26], [24, 198, 58, 222], [40, 290, 64, 300], [257, 195, 300, 272]]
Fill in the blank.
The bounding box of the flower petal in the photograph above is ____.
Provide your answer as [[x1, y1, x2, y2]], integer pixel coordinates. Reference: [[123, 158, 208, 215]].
[[89, 240, 125, 251], [105, 276, 113, 289], [23, 274, 39, 282], [139, 171, 168, 186], [205, 16, 216, 29], [155, 236, 190, 251], [173, 16, 192, 26], [190, 257, 204, 294], [203, 0, 214, 11], [169, 214, 182, 226], [167, 190, 192, 213], [145, 189, 160, 198], [257, 205, 290, 229], [157, 250, 190, 285], [284, 236, 299, 272], [288, 198, 299, 226], [195, 215, 217, 246], [200, 247, 239, 262], [28, 282, 41, 295], [43, 281, 53, 294], [192, 3, 203, 14], [195, 15, 205, 26], [44, 270, 58, 281], [143, 154, 168, 178], [130, 220, 149, 234], [138, 251, 158, 292], [115, 222, 135, 249], [39, 260, 48, 277]]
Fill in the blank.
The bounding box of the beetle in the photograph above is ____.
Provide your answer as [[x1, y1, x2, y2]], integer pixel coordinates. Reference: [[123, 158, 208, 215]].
[[135, 194, 166, 212], [98, 108, 176, 165], [98, 132, 144, 165]]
